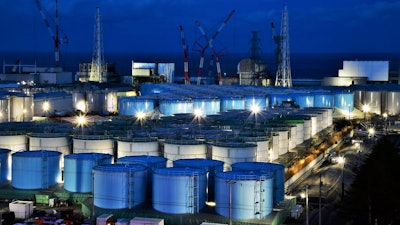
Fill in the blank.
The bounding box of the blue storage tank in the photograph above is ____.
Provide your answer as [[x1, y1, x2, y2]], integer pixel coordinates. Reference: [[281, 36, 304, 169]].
[[313, 91, 334, 108], [173, 158, 224, 201], [152, 167, 207, 214], [333, 91, 354, 111], [159, 97, 193, 116], [220, 96, 245, 112], [231, 162, 285, 206], [93, 164, 147, 209], [118, 97, 155, 116], [117, 155, 167, 192], [291, 92, 314, 109], [244, 95, 268, 111], [215, 171, 273, 220], [269, 93, 292, 107], [64, 153, 113, 193], [12, 150, 61, 189], [193, 97, 221, 115], [0, 148, 10, 182]]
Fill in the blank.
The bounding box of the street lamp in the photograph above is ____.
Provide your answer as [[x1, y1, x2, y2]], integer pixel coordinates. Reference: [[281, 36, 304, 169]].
[[194, 108, 203, 136], [251, 104, 260, 127], [42, 101, 50, 117], [76, 114, 87, 135], [362, 104, 370, 120], [337, 156, 345, 200], [301, 184, 309, 225], [136, 111, 146, 127]]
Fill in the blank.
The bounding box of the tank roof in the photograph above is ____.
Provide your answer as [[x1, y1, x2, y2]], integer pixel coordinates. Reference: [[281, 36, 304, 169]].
[[154, 167, 206, 176], [231, 162, 284, 171], [216, 171, 272, 180], [65, 153, 113, 160], [118, 155, 167, 164], [93, 163, 147, 172], [173, 158, 224, 168], [12, 150, 61, 157]]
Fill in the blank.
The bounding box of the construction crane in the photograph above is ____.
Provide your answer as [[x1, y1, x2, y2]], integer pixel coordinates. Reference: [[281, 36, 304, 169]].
[[195, 10, 235, 85], [179, 25, 190, 84], [273, 4, 292, 87], [35, 0, 67, 67]]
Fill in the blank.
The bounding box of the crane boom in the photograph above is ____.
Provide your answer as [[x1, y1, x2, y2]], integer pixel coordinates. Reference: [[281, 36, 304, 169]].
[[195, 10, 235, 85], [179, 25, 190, 84], [35, 0, 60, 67]]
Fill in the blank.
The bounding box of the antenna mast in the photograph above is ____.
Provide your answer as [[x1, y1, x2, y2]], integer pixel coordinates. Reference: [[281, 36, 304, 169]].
[[274, 4, 292, 87], [90, 7, 105, 83]]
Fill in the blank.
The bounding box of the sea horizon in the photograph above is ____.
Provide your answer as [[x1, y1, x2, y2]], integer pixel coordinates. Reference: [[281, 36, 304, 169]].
[[1, 51, 400, 80]]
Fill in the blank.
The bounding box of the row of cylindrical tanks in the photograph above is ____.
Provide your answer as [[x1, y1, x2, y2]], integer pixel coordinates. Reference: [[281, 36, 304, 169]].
[[0, 107, 332, 170], [0, 149, 284, 221]]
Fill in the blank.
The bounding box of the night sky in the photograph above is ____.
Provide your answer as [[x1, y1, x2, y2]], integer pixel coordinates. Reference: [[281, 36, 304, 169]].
[[0, 0, 399, 56]]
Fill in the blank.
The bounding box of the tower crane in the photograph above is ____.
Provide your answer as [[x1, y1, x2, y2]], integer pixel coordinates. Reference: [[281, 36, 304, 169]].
[[179, 25, 190, 84], [195, 9, 235, 85], [35, 0, 68, 67]]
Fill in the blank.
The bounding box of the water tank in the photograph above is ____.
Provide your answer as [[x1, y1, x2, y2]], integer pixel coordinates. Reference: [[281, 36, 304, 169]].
[[163, 140, 207, 167], [10, 94, 33, 122], [231, 162, 285, 206], [33, 92, 73, 117], [269, 134, 279, 161], [159, 97, 193, 116], [291, 92, 314, 109], [269, 93, 291, 107], [12, 150, 61, 189], [152, 167, 207, 214], [29, 133, 71, 167], [64, 153, 113, 193], [214, 171, 273, 220], [211, 142, 257, 171], [117, 137, 159, 158], [386, 90, 400, 115], [365, 90, 382, 115], [118, 97, 156, 116], [117, 155, 167, 194], [0, 96, 10, 123], [0, 132, 27, 152], [244, 95, 268, 111], [220, 96, 245, 112], [0, 148, 11, 182], [353, 89, 364, 110], [192, 97, 221, 115], [93, 164, 147, 209], [241, 136, 269, 162], [73, 135, 114, 156], [173, 158, 224, 201], [313, 91, 334, 108], [333, 91, 354, 111]]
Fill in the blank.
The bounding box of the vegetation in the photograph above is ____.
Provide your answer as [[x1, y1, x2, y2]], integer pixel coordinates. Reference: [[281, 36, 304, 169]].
[[340, 136, 400, 224]]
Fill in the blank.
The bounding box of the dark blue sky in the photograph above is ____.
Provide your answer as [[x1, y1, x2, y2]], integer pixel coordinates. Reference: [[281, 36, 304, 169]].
[[0, 0, 399, 56]]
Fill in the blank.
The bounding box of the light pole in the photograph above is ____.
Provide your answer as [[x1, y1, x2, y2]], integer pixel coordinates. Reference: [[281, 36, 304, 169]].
[[301, 184, 309, 225], [77, 114, 87, 135], [251, 104, 260, 128], [136, 111, 146, 127], [42, 101, 50, 117], [338, 156, 345, 200], [362, 104, 370, 121], [226, 180, 236, 225], [194, 108, 203, 135]]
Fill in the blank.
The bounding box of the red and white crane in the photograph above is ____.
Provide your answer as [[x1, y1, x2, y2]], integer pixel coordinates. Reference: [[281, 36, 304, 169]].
[[195, 10, 235, 85], [35, 0, 67, 67], [179, 25, 190, 84]]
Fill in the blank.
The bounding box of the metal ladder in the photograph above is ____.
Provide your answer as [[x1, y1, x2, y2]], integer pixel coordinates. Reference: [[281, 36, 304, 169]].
[[189, 172, 200, 213]]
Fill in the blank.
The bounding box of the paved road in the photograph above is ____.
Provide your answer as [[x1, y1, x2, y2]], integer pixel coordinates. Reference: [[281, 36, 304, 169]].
[[286, 139, 374, 225]]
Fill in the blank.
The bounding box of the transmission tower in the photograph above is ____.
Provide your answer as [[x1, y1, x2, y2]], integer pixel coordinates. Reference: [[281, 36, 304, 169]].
[[274, 4, 292, 87], [90, 7, 106, 83]]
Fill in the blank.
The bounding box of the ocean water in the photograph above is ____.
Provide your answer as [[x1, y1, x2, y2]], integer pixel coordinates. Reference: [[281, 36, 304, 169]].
[[1, 51, 400, 80]]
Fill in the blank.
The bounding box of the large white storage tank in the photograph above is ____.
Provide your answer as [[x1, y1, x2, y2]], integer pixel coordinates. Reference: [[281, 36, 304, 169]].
[[12, 150, 61, 189], [241, 136, 269, 162], [211, 142, 257, 171], [364, 89, 382, 115], [0, 132, 27, 152], [291, 92, 314, 109], [152, 167, 207, 214], [386, 90, 400, 115], [0, 96, 10, 123], [0, 149, 11, 182], [93, 164, 147, 209], [215, 171, 273, 220], [117, 137, 159, 158], [64, 153, 113, 193], [163, 140, 207, 167], [29, 133, 71, 167], [231, 162, 285, 206], [220, 96, 245, 112], [333, 90, 354, 112], [73, 135, 114, 156], [33, 92, 73, 117], [10, 94, 33, 122], [313, 90, 334, 108]]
